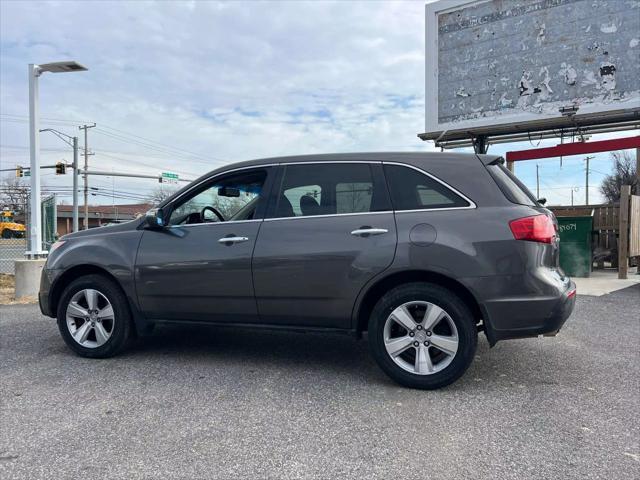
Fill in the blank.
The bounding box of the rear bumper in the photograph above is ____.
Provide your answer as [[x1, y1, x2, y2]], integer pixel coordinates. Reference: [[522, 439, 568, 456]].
[[464, 271, 576, 346], [483, 282, 575, 344]]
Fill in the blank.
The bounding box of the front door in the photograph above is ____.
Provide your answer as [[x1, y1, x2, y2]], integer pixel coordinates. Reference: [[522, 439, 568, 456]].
[[136, 167, 272, 323], [252, 162, 397, 329]]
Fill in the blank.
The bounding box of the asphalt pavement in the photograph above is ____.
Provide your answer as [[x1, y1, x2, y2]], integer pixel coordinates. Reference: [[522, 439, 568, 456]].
[[1, 285, 639, 480]]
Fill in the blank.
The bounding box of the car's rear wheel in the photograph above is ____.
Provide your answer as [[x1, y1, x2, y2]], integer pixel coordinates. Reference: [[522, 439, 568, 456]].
[[56, 274, 133, 358], [368, 282, 477, 389]]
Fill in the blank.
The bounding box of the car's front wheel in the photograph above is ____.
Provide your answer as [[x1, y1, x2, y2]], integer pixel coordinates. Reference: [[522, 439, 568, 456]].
[[56, 274, 133, 358], [368, 282, 477, 389]]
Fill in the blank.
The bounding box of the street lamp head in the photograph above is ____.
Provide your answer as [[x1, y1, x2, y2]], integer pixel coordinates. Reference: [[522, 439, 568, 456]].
[[37, 61, 88, 73]]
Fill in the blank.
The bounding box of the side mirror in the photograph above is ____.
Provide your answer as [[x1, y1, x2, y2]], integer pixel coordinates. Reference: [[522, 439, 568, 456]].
[[538, 198, 547, 205], [145, 208, 166, 228]]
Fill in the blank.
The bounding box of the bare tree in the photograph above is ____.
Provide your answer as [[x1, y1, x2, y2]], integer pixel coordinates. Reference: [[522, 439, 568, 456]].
[[0, 175, 30, 213], [599, 151, 638, 203], [146, 186, 178, 206], [213, 196, 246, 219]]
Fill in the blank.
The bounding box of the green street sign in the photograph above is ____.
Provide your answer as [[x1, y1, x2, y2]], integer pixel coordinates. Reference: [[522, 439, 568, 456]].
[[161, 172, 179, 184]]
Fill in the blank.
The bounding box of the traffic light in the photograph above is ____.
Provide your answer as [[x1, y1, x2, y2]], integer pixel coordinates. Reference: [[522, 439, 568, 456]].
[[16, 166, 23, 178], [55, 162, 66, 175]]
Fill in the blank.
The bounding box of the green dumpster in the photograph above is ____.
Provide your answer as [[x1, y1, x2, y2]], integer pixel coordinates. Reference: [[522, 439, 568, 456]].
[[557, 215, 593, 277]]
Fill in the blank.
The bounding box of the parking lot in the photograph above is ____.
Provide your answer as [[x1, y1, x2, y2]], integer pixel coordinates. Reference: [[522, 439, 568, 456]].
[[1, 285, 639, 480]]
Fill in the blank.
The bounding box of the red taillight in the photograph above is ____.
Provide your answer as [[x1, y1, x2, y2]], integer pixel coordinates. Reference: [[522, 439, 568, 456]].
[[509, 215, 556, 244]]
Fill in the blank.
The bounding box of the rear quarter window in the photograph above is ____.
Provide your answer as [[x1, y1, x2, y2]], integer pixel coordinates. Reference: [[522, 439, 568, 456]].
[[486, 162, 538, 206], [384, 164, 470, 211]]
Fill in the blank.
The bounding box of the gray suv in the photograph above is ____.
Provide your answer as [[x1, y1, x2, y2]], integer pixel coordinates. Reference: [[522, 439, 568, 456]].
[[39, 153, 576, 389]]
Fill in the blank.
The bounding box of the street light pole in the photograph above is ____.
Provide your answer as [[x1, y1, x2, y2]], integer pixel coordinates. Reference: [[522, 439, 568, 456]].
[[26, 60, 87, 255], [27, 64, 43, 257]]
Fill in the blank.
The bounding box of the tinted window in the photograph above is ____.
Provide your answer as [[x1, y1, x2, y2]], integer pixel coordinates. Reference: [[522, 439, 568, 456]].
[[384, 164, 469, 210], [274, 163, 387, 218], [284, 184, 322, 216], [336, 182, 373, 214], [486, 162, 538, 206]]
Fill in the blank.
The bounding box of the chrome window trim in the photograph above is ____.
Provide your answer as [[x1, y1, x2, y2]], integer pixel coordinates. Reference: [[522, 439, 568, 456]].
[[167, 219, 263, 229], [266, 160, 476, 221], [279, 160, 382, 166], [264, 210, 393, 222], [166, 159, 476, 225], [382, 161, 477, 211]]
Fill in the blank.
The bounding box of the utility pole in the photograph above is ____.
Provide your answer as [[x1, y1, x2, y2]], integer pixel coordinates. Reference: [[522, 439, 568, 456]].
[[636, 148, 639, 196], [79, 123, 96, 229], [536, 164, 540, 199], [571, 188, 574, 207], [72, 136, 79, 232], [39, 129, 81, 232], [585, 155, 594, 205]]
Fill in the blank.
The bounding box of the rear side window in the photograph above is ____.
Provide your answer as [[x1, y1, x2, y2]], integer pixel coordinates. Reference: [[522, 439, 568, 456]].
[[274, 163, 389, 218], [384, 164, 469, 211], [486, 162, 538, 206]]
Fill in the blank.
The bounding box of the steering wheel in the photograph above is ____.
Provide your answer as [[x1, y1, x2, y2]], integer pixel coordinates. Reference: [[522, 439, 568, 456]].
[[201, 206, 225, 223]]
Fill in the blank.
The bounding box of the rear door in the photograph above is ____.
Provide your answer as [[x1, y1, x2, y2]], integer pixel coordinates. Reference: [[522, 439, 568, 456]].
[[252, 162, 397, 329]]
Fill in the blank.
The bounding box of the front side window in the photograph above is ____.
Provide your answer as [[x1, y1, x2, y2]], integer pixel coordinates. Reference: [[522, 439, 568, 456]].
[[274, 163, 387, 218], [384, 164, 469, 211], [168, 169, 267, 225]]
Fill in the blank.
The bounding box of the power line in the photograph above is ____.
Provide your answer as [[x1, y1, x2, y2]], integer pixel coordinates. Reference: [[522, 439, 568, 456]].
[[1, 144, 202, 177], [2, 112, 226, 165]]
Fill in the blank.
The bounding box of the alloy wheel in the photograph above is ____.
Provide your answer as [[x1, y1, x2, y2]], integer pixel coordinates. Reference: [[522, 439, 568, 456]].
[[65, 289, 115, 348], [383, 301, 459, 375]]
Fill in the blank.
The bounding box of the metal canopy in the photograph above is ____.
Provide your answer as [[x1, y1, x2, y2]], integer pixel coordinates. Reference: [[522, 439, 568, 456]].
[[505, 136, 640, 162], [418, 109, 640, 150]]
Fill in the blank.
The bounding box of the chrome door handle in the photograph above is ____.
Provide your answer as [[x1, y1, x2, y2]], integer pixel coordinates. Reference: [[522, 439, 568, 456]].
[[218, 236, 249, 244], [350, 228, 388, 237]]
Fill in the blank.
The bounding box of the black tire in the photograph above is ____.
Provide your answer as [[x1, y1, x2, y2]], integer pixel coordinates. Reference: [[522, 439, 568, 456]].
[[368, 282, 477, 390], [1, 229, 12, 239], [56, 274, 133, 358]]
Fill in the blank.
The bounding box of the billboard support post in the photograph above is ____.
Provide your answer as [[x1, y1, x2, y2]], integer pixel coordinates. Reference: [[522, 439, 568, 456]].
[[472, 136, 487, 155], [618, 185, 631, 280]]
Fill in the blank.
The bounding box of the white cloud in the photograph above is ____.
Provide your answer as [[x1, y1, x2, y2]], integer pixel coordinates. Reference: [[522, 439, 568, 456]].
[[0, 1, 633, 207], [1, 1, 436, 202]]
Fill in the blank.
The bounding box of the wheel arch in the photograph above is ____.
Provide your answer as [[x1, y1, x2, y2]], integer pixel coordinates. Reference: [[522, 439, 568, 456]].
[[51, 265, 120, 313], [354, 270, 483, 335], [49, 264, 148, 335]]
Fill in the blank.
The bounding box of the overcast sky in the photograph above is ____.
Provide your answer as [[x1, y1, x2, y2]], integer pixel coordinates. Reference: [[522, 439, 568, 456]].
[[0, 0, 634, 206]]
